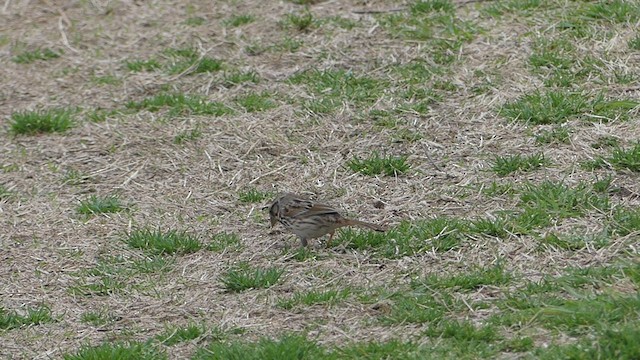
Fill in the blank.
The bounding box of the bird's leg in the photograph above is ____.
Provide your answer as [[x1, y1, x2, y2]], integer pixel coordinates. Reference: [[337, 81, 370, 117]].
[[299, 237, 308, 248], [326, 231, 335, 248]]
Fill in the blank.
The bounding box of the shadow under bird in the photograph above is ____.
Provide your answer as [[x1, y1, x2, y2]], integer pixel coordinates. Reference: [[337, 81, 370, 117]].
[[268, 192, 386, 247]]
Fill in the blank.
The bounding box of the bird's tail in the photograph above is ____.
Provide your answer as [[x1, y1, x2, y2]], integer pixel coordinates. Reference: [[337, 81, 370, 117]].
[[345, 219, 387, 232]]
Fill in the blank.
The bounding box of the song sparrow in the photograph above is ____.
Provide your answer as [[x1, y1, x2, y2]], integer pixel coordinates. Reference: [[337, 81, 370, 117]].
[[268, 192, 386, 247]]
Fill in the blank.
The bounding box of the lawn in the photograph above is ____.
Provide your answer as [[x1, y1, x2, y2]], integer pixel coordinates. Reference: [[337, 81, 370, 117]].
[[1, 0, 639, 358]]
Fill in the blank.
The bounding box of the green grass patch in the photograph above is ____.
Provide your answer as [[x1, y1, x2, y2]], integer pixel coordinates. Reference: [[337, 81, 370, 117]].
[[610, 206, 640, 236], [174, 127, 202, 144], [86, 108, 119, 123], [125, 59, 162, 72], [80, 310, 118, 327], [608, 143, 640, 172], [0, 185, 14, 201], [492, 153, 549, 176], [69, 255, 172, 296], [125, 228, 202, 255], [156, 323, 205, 345], [0, 305, 53, 330], [379, 5, 479, 64], [63, 341, 166, 360], [592, 135, 620, 149], [238, 188, 272, 203], [423, 319, 500, 342], [10, 108, 74, 134], [527, 37, 601, 87], [578, 0, 640, 23], [206, 232, 242, 252], [277, 288, 350, 310], [535, 324, 640, 359], [164, 47, 223, 75], [483, 0, 551, 18], [630, 34, 640, 50], [91, 74, 121, 86], [281, 12, 316, 32], [534, 126, 570, 145], [220, 262, 284, 292], [538, 232, 609, 251], [77, 195, 125, 216], [12, 48, 60, 64], [500, 91, 588, 125], [193, 334, 325, 360], [185, 16, 206, 26], [512, 181, 610, 232], [494, 293, 640, 335], [347, 152, 410, 176], [224, 14, 255, 27], [223, 70, 259, 87], [417, 262, 513, 291], [411, 0, 455, 14], [126, 93, 233, 116], [337, 217, 465, 257], [500, 91, 638, 124], [62, 168, 91, 185], [289, 69, 388, 113], [236, 92, 277, 112]]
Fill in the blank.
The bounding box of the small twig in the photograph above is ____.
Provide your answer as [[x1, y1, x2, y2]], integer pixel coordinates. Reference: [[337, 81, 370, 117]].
[[352, 8, 406, 14], [249, 164, 288, 184]]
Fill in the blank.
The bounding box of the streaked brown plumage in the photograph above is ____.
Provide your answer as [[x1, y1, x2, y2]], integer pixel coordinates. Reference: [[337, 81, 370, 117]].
[[268, 192, 386, 247]]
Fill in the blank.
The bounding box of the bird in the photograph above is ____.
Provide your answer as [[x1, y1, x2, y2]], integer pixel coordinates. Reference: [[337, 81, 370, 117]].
[[268, 192, 386, 247]]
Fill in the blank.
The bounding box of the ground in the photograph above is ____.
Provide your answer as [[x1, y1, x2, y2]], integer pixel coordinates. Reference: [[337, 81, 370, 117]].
[[1, 0, 640, 359]]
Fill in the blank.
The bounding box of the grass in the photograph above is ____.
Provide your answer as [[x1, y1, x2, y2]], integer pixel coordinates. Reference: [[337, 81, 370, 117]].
[[347, 153, 410, 176], [6, 0, 640, 358], [277, 288, 351, 310], [236, 92, 277, 112], [500, 91, 638, 124], [0, 185, 13, 200], [538, 232, 609, 251], [206, 232, 242, 252], [224, 14, 255, 27], [126, 59, 162, 72], [224, 70, 259, 87], [156, 323, 205, 345], [500, 91, 589, 125], [512, 181, 610, 232], [610, 206, 640, 236], [492, 153, 549, 176], [337, 217, 465, 257], [193, 334, 325, 360], [63, 341, 166, 360], [12, 48, 60, 64], [80, 310, 118, 326], [10, 108, 74, 134], [69, 255, 172, 296], [534, 126, 570, 145], [124, 229, 202, 255], [282, 12, 315, 32], [0, 305, 53, 330], [76, 195, 125, 216], [238, 188, 271, 203], [174, 127, 202, 144], [416, 262, 513, 290], [608, 143, 640, 172], [185, 16, 206, 26], [220, 262, 284, 292], [289, 69, 388, 113], [126, 93, 233, 116], [630, 34, 640, 50], [164, 48, 223, 75]]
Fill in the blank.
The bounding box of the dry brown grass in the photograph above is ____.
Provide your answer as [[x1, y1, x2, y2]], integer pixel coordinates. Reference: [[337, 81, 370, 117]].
[[1, 0, 639, 358]]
